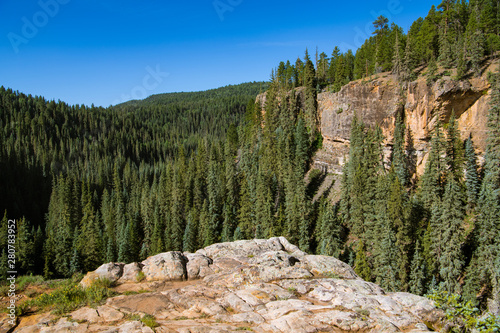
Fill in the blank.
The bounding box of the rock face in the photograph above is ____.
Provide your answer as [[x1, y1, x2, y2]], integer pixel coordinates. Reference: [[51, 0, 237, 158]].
[[315, 65, 495, 175], [18, 237, 445, 332]]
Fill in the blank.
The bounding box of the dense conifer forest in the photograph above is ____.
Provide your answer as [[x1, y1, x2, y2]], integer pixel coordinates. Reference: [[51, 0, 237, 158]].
[[1, 0, 500, 312]]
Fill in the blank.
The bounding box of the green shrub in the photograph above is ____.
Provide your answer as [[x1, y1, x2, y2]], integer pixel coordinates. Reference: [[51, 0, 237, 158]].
[[84, 278, 115, 304], [426, 287, 500, 332]]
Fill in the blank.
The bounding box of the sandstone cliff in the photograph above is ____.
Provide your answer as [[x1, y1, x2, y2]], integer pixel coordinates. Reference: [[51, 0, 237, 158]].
[[13, 238, 444, 333], [316, 63, 495, 175]]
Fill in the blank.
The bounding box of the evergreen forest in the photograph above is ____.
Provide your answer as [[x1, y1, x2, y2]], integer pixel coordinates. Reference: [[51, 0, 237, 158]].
[[1, 0, 500, 311]]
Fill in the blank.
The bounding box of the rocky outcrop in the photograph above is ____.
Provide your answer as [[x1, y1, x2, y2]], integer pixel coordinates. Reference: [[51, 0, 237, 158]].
[[16, 237, 445, 332], [315, 63, 495, 175]]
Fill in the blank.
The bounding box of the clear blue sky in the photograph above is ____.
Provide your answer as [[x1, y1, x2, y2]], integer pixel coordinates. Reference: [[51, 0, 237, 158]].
[[0, 0, 438, 107]]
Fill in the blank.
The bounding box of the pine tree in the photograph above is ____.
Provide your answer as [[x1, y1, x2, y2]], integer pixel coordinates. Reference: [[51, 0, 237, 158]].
[[318, 202, 342, 258], [233, 226, 243, 241], [464, 136, 480, 210], [170, 171, 185, 251], [303, 54, 318, 140], [478, 70, 500, 271], [238, 174, 254, 239], [354, 241, 371, 281], [427, 54, 438, 83], [375, 221, 400, 292], [387, 171, 410, 290], [419, 124, 446, 213], [409, 241, 427, 295], [445, 113, 464, 180], [0, 250, 7, 281], [16, 217, 35, 274], [0, 211, 7, 258], [438, 26, 453, 68], [329, 46, 340, 84], [466, 5, 485, 77], [206, 148, 222, 245], [255, 170, 273, 239], [438, 176, 465, 294], [403, 32, 415, 81], [79, 182, 103, 271], [69, 227, 81, 275], [392, 115, 408, 185], [392, 32, 403, 81], [464, 69, 500, 304], [455, 36, 467, 80], [183, 209, 198, 252], [150, 206, 164, 255]]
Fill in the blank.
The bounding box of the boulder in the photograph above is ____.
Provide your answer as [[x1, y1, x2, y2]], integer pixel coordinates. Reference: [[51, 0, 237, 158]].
[[118, 262, 144, 283], [80, 262, 124, 287], [185, 253, 213, 279], [141, 251, 187, 281]]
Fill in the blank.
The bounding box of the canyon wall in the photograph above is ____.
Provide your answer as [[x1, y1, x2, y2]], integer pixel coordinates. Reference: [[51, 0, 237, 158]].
[[316, 63, 495, 176]]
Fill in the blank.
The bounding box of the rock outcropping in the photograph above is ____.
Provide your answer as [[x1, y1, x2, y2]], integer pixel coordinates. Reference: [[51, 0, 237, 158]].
[[316, 66, 494, 175], [17, 237, 444, 332]]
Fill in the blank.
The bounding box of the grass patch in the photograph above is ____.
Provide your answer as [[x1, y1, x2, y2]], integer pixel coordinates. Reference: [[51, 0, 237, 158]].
[[122, 289, 149, 296], [235, 327, 254, 331], [355, 308, 370, 316], [126, 313, 142, 321], [0, 285, 10, 297], [24, 289, 41, 298], [323, 271, 341, 279], [22, 277, 116, 315], [287, 287, 301, 298], [17, 275, 45, 291], [141, 314, 159, 329], [136, 271, 146, 283]]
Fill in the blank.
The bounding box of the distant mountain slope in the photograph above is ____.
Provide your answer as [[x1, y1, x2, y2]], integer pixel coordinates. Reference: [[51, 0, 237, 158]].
[[118, 81, 268, 108]]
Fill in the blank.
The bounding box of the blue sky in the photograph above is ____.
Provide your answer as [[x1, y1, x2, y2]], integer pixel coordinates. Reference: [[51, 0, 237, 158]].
[[0, 0, 438, 107]]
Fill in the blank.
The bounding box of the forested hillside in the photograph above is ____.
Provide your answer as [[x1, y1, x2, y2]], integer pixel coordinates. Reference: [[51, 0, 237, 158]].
[[0, 81, 264, 275], [1, 0, 499, 315]]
